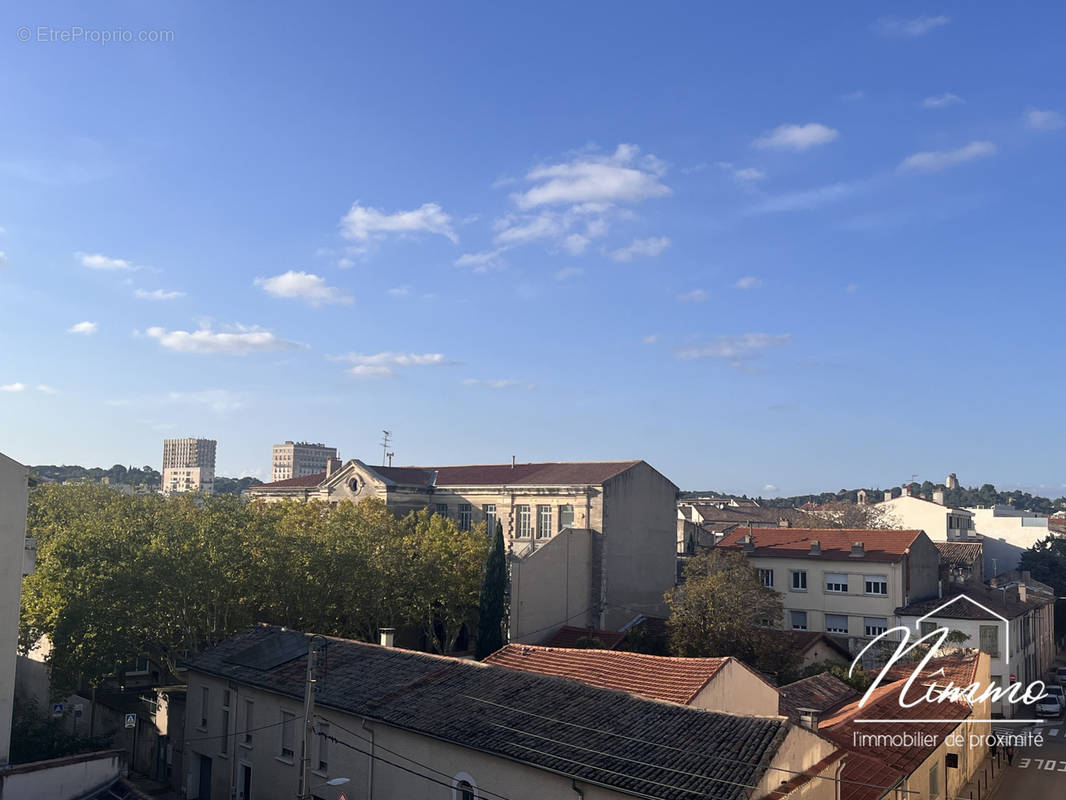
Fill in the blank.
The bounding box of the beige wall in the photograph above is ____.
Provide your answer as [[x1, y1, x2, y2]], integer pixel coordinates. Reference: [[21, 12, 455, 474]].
[[753, 725, 837, 800], [878, 496, 973, 541], [691, 659, 781, 717], [510, 529, 598, 641], [796, 640, 849, 671], [0, 452, 29, 765]]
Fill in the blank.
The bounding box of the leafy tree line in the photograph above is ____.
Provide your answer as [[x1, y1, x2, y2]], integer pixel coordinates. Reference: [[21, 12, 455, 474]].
[[685, 482, 1066, 514], [30, 464, 264, 496], [21, 483, 490, 696]]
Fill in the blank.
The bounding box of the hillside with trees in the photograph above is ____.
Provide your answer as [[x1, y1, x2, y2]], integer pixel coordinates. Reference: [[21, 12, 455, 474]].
[[29, 464, 262, 495]]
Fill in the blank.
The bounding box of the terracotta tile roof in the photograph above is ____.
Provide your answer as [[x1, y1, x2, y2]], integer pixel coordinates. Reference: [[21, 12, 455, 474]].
[[483, 644, 730, 705], [820, 680, 970, 786], [189, 626, 786, 800], [427, 460, 647, 487], [883, 652, 981, 687], [253, 471, 327, 489], [765, 750, 848, 800], [896, 582, 1053, 620], [785, 630, 852, 660], [716, 528, 924, 563], [778, 673, 859, 721], [836, 752, 904, 800], [934, 541, 983, 567], [540, 625, 627, 650]]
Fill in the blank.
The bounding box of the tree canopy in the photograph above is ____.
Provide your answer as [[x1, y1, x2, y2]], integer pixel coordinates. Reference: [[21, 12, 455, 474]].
[[666, 549, 798, 679], [21, 483, 489, 695]]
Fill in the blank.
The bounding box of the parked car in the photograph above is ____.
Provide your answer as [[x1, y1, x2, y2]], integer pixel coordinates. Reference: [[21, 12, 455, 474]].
[[1045, 685, 1065, 707], [1036, 693, 1062, 718]]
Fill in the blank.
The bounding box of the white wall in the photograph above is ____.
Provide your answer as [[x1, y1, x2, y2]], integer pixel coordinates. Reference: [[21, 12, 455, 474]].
[[0, 750, 124, 799], [0, 452, 29, 765]]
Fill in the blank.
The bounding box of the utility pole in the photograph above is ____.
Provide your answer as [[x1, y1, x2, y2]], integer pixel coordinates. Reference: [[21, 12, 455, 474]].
[[297, 640, 319, 800]]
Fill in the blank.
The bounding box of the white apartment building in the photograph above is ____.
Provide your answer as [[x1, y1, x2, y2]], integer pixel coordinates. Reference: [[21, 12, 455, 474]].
[[717, 527, 941, 652], [270, 441, 338, 482], [162, 437, 216, 495], [967, 504, 1057, 550], [898, 580, 1055, 718], [875, 488, 976, 540], [0, 452, 31, 765]]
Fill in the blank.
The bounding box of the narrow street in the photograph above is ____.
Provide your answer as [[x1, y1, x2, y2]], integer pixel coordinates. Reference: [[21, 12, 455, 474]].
[[988, 720, 1066, 798]]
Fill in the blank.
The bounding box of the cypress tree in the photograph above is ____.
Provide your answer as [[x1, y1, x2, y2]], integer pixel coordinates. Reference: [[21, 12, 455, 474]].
[[475, 520, 507, 659]]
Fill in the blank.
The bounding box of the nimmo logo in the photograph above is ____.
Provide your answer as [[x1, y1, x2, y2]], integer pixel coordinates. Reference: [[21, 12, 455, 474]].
[[848, 593, 1047, 724]]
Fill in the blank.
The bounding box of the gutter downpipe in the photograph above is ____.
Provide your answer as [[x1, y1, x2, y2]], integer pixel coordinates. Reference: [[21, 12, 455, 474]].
[[362, 717, 375, 798], [572, 778, 584, 799]]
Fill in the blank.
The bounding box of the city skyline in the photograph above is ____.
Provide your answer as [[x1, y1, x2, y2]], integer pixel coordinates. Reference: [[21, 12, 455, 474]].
[[1, 3, 1065, 495]]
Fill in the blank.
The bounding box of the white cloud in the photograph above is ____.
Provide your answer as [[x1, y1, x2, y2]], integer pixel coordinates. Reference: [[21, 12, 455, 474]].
[[642, 333, 659, 345], [715, 162, 766, 184], [734, 276, 764, 290], [898, 141, 996, 173], [555, 267, 584, 281], [923, 93, 964, 109], [462, 378, 535, 390], [333, 351, 447, 379], [76, 252, 138, 271], [763, 484, 778, 494], [1, 382, 25, 392], [493, 211, 568, 246], [388, 286, 410, 296], [455, 248, 508, 272], [144, 324, 301, 355], [874, 15, 949, 38], [68, 320, 98, 335], [676, 289, 708, 303], [0, 251, 7, 267], [254, 270, 353, 306], [609, 236, 671, 262], [512, 144, 670, 209], [340, 202, 457, 244], [750, 182, 853, 213], [36, 384, 59, 395], [675, 333, 792, 364], [753, 123, 838, 151], [1025, 108, 1066, 131], [135, 288, 186, 300]]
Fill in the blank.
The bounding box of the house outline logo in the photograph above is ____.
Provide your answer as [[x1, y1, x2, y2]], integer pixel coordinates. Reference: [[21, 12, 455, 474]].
[[912, 593, 1011, 665]]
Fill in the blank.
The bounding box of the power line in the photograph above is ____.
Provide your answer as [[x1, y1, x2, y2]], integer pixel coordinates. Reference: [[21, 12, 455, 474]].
[[183, 713, 302, 744]]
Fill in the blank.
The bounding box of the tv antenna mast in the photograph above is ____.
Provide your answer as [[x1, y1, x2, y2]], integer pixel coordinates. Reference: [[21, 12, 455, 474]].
[[380, 430, 392, 466]]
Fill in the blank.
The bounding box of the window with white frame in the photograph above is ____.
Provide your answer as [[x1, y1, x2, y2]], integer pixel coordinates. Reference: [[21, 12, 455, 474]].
[[458, 504, 472, 531], [536, 505, 552, 539], [791, 611, 808, 630], [516, 505, 531, 537], [757, 568, 774, 588], [316, 721, 329, 773], [791, 570, 807, 590], [864, 617, 888, 637], [979, 625, 1000, 656], [825, 573, 848, 593], [558, 504, 575, 530], [280, 711, 295, 759], [825, 614, 848, 634], [864, 575, 888, 595], [452, 772, 478, 800], [435, 503, 448, 518], [483, 504, 497, 535]]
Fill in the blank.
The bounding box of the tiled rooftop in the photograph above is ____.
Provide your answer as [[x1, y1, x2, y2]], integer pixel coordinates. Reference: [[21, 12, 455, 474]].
[[484, 644, 731, 705], [189, 626, 786, 800], [896, 582, 1053, 620], [778, 673, 858, 721], [716, 528, 924, 563], [934, 541, 983, 567]]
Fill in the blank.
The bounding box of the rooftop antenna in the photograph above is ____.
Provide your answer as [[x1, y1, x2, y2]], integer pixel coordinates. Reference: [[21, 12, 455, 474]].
[[380, 430, 391, 466], [387, 452, 394, 467]]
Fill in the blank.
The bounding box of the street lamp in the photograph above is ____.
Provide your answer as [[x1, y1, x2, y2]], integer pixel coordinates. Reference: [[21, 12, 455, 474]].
[[311, 778, 351, 789]]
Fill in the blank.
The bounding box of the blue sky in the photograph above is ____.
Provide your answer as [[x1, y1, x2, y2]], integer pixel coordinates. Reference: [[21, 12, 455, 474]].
[[1, 2, 1064, 495]]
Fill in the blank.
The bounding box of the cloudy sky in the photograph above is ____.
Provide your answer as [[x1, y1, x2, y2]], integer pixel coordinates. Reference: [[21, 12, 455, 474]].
[[1, 3, 1064, 495]]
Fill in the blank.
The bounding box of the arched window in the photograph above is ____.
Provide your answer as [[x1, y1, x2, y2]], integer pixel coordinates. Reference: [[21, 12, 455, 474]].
[[452, 772, 478, 800]]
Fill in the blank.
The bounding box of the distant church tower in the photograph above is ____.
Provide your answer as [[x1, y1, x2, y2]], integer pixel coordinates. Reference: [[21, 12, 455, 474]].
[[856, 489, 868, 506], [945, 472, 959, 490]]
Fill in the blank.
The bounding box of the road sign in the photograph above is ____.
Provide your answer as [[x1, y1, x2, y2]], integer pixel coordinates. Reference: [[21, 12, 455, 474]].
[[124, 713, 137, 729], [51, 702, 63, 718], [338, 794, 348, 800]]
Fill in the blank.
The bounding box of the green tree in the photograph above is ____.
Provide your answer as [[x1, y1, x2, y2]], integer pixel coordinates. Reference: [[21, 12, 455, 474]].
[[666, 549, 798, 679], [476, 521, 507, 659]]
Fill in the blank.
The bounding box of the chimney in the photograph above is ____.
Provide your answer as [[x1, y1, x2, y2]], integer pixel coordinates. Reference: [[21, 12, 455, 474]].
[[779, 518, 791, 529], [741, 534, 755, 553], [796, 708, 820, 731], [933, 489, 945, 505], [902, 485, 912, 497], [989, 577, 998, 589], [809, 540, 821, 556], [325, 457, 342, 478], [1018, 584, 1027, 603], [850, 541, 865, 558], [379, 627, 395, 648], [511, 455, 516, 468], [884, 490, 893, 502]]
